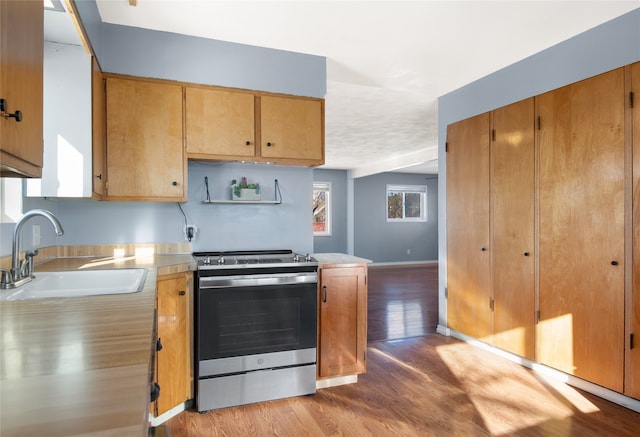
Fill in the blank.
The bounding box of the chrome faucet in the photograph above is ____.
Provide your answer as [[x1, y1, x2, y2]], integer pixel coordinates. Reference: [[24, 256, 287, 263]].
[[1, 209, 64, 289]]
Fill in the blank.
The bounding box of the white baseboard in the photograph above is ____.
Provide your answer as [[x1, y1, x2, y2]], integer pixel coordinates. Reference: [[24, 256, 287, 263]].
[[150, 402, 186, 427], [316, 374, 358, 389], [446, 329, 640, 413]]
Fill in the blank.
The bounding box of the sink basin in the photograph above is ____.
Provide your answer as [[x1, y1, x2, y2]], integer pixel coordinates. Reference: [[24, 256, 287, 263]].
[[0, 269, 147, 301]]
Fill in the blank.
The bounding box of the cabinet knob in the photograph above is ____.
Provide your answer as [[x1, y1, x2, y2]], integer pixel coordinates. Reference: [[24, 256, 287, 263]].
[[156, 338, 163, 351], [266, 142, 273, 147], [179, 290, 186, 296], [481, 247, 487, 252], [4, 109, 22, 122], [322, 285, 327, 303], [96, 174, 102, 180], [245, 141, 251, 146], [611, 260, 619, 266], [172, 181, 178, 186], [524, 252, 530, 257]]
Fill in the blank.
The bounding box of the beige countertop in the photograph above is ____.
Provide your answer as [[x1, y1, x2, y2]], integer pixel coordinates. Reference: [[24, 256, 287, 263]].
[[0, 254, 195, 437], [314, 253, 372, 267]]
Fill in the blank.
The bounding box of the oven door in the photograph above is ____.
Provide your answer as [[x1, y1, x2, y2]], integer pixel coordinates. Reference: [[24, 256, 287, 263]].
[[197, 273, 317, 365]]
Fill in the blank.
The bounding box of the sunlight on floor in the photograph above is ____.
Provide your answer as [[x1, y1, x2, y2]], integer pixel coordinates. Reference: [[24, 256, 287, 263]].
[[385, 300, 424, 339], [435, 341, 600, 436]]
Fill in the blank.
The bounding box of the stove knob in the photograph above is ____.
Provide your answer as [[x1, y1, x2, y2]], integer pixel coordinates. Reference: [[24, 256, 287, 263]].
[[203, 256, 211, 265], [217, 256, 225, 265], [305, 253, 312, 262], [293, 254, 300, 262]]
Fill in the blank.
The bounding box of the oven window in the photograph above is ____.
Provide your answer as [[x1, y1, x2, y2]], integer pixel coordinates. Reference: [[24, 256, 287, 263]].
[[198, 283, 317, 360]]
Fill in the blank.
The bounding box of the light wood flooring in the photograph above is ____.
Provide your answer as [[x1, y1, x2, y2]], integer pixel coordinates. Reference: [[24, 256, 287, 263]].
[[167, 264, 640, 436]]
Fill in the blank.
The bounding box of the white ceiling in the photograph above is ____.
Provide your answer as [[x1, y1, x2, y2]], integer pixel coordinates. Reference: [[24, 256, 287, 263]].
[[60, 1, 640, 176]]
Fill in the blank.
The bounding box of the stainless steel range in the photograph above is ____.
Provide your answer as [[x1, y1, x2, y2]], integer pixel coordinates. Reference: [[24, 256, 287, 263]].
[[193, 250, 318, 412]]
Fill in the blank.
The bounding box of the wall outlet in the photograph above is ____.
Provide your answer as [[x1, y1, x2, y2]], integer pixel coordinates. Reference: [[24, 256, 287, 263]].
[[407, 249, 411, 255], [184, 224, 197, 242], [32, 224, 41, 246]]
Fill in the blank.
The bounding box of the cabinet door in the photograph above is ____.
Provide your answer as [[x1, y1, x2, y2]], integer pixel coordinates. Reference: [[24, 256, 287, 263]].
[[0, 0, 43, 178], [105, 77, 185, 201], [92, 58, 105, 198], [260, 95, 324, 165], [446, 113, 492, 341], [537, 68, 625, 392], [318, 266, 367, 377], [628, 61, 640, 399], [156, 273, 191, 416], [490, 98, 535, 359], [185, 87, 255, 159]]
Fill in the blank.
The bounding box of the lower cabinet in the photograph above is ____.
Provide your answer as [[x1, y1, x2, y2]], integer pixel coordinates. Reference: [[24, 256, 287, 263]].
[[317, 264, 368, 378], [154, 272, 192, 417]]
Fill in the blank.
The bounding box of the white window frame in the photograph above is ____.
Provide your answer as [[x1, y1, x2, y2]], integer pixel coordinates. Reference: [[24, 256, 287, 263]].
[[313, 181, 332, 236], [386, 184, 428, 223]]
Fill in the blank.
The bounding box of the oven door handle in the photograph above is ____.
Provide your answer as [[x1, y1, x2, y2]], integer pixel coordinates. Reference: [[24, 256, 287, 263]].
[[199, 272, 317, 288]]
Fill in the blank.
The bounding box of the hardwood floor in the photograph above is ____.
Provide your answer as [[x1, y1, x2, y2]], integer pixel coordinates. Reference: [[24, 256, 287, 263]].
[[167, 264, 640, 436], [367, 264, 438, 342]]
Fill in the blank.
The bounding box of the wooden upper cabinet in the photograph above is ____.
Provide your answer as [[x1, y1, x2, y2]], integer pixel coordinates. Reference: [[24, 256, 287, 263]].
[[628, 61, 640, 400], [318, 265, 367, 378], [91, 58, 105, 199], [537, 68, 625, 392], [105, 77, 185, 201], [446, 112, 492, 342], [185, 87, 255, 159], [260, 95, 324, 165], [490, 98, 535, 360], [185, 87, 324, 166], [0, 0, 43, 178]]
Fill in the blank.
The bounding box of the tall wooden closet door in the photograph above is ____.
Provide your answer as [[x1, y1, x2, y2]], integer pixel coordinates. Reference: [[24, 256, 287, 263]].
[[537, 68, 625, 392], [491, 98, 535, 359], [628, 61, 640, 399], [446, 113, 492, 341]]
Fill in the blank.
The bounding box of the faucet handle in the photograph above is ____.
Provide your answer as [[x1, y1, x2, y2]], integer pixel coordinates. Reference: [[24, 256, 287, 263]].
[[0, 268, 13, 288]]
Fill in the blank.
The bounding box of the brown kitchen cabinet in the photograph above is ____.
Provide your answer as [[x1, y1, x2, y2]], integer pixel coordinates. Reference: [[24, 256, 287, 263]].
[[537, 67, 625, 393], [0, 0, 44, 178], [105, 76, 186, 201], [91, 57, 106, 198], [317, 264, 368, 378], [446, 112, 492, 342], [259, 95, 324, 165], [185, 86, 324, 166], [155, 272, 192, 417]]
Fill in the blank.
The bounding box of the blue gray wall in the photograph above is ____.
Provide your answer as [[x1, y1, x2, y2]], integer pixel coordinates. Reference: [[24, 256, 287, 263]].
[[10, 163, 313, 255], [354, 173, 438, 263], [312, 169, 349, 254], [437, 8, 640, 329]]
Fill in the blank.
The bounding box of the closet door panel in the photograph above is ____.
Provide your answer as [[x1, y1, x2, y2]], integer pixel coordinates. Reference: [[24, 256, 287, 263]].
[[537, 68, 625, 392]]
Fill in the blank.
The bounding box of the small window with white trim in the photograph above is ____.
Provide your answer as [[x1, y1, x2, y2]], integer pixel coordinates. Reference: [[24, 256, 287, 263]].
[[313, 182, 331, 236], [386, 184, 427, 222]]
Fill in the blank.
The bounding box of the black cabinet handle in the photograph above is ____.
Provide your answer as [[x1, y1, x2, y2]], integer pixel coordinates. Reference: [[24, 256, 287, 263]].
[[150, 383, 161, 402], [96, 174, 102, 180], [481, 247, 487, 251], [266, 142, 273, 147], [322, 285, 327, 303], [179, 290, 186, 296], [5, 109, 22, 122], [172, 181, 177, 186], [156, 338, 163, 352], [611, 260, 619, 266], [245, 141, 251, 146], [524, 252, 530, 257]]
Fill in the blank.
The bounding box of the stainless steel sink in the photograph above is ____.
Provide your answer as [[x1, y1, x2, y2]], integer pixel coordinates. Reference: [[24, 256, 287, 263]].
[[0, 268, 147, 301]]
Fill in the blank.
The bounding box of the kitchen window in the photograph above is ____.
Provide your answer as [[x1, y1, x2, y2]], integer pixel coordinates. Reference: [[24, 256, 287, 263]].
[[313, 182, 331, 236], [386, 184, 427, 222]]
